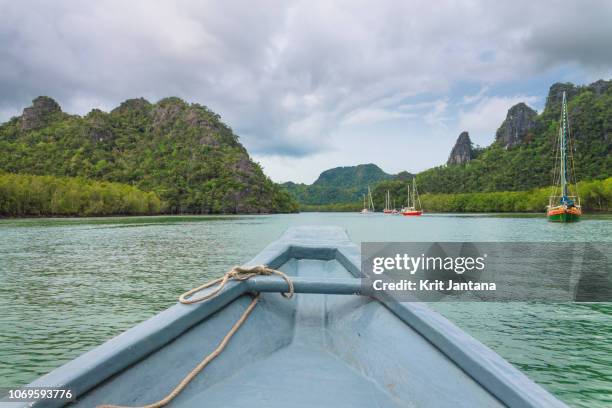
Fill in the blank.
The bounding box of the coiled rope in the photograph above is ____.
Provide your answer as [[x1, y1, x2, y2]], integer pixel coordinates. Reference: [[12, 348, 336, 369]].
[[178, 265, 294, 304], [98, 265, 293, 408]]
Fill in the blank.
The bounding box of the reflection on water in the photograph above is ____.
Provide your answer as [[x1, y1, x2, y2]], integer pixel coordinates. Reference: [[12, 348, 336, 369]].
[[0, 213, 610, 407]]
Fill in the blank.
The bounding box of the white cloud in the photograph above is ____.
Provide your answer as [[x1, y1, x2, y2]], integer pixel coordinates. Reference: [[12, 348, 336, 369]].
[[341, 108, 415, 126], [424, 98, 451, 128], [397, 100, 446, 111], [462, 86, 491, 105]]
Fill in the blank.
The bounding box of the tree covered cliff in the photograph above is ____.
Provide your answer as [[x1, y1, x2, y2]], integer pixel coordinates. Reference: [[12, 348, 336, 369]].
[[419, 80, 612, 193], [0, 97, 298, 214]]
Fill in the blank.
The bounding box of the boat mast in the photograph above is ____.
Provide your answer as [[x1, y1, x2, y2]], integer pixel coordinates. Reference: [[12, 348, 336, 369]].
[[368, 186, 375, 211], [406, 185, 411, 208], [560, 91, 569, 199], [413, 178, 422, 210]]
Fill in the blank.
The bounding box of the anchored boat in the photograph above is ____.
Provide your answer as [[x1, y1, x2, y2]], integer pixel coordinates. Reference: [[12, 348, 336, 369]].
[[12, 227, 567, 408], [360, 186, 375, 214], [546, 91, 581, 222], [383, 190, 394, 214], [401, 178, 423, 216]]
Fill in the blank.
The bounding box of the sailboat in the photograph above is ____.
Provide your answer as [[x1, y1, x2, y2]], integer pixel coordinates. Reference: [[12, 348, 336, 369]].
[[401, 178, 423, 216], [546, 91, 581, 222], [360, 193, 368, 214], [360, 186, 375, 214], [383, 190, 393, 214]]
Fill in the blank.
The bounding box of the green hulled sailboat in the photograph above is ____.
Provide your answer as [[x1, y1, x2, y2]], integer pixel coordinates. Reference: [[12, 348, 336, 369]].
[[546, 91, 582, 222]]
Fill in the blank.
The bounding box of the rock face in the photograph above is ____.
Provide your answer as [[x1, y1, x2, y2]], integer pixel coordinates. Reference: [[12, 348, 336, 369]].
[[495, 103, 537, 148], [587, 79, 611, 96], [545, 80, 611, 113], [84, 109, 114, 143], [152, 97, 186, 130], [19, 96, 62, 131], [544, 83, 578, 116], [447, 131, 473, 165]]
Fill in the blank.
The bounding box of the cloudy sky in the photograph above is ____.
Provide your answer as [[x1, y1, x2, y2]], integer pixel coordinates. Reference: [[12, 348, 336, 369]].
[[1, 1, 611, 183]]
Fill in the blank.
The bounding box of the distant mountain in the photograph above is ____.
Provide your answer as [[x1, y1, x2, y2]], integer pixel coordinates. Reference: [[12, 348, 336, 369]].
[[0, 96, 298, 214], [313, 163, 393, 188], [282, 164, 411, 205], [419, 79, 612, 193]]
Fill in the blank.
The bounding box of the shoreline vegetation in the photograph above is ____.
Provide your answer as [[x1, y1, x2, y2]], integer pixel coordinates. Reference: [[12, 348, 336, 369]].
[[300, 178, 612, 213], [0, 173, 163, 217], [1, 174, 609, 217]]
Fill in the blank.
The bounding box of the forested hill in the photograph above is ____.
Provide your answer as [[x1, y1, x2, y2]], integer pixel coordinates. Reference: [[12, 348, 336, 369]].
[[0, 96, 297, 214], [419, 79, 612, 193], [281, 164, 412, 205], [312, 164, 394, 188]]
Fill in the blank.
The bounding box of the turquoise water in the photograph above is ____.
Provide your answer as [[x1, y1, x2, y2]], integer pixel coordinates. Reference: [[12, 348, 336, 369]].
[[0, 213, 610, 407]]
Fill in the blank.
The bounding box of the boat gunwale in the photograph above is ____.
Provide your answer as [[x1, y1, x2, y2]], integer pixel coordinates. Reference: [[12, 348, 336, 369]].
[[13, 226, 567, 408]]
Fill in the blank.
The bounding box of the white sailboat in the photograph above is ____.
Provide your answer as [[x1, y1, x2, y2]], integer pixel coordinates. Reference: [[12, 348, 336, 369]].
[[360, 194, 368, 214], [360, 186, 375, 214]]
